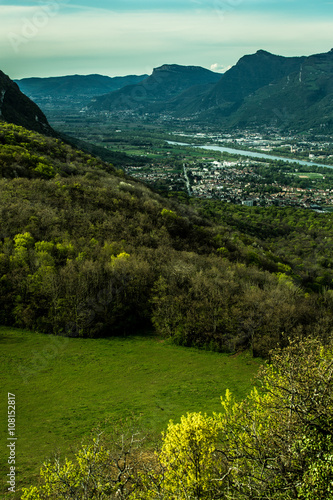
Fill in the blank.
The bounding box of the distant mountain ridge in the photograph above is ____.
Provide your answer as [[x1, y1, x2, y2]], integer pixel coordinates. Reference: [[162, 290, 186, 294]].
[[15, 73, 148, 110], [89, 64, 222, 112], [223, 48, 333, 130], [11, 49, 333, 133], [168, 50, 305, 118], [86, 49, 333, 132], [0, 70, 53, 134]]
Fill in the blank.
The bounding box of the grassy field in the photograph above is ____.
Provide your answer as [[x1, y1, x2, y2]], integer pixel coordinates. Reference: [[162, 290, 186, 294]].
[[294, 172, 324, 179], [0, 326, 262, 498]]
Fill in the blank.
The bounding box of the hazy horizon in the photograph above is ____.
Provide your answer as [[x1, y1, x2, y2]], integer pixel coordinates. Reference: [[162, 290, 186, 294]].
[[1, 0, 332, 79]]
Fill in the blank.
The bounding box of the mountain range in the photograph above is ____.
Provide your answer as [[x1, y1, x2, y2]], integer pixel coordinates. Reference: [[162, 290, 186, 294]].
[[89, 64, 221, 112], [10, 48, 333, 132], [88, 49, 333, 132], [15, 73, 148, 110]]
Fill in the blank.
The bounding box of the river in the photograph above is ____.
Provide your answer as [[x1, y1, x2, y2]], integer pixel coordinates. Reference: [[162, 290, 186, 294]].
[[166, 141, 333, 170]]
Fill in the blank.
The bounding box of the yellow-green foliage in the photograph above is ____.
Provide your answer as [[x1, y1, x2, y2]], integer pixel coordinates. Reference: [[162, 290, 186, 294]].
[[216, 340, 333, 499], [142, 340, 333, 499], [111, 251, 131, 264], [22, 438, 121, 499], [34, 162, 55, 178], [0, 121, 116, 179], [34, 241, 54, 253], [161, 208, 178, 219], [10, 232, 35, 266], [159, 412, 222, 499], [21, 425, 147, 500], [14, 232, 35, 248]]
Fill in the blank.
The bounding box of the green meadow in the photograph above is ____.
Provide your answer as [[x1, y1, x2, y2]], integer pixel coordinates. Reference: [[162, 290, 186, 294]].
[[0, 327, 261, 497], [295, 172, 324, 179]]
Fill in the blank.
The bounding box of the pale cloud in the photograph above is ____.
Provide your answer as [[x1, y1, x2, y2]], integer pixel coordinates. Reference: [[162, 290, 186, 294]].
[[210, 63, 232, 73], [0, 5, 332, 78]]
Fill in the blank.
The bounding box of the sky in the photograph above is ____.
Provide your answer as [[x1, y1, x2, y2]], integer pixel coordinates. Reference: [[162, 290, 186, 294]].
[[0, 0, 332, 79]]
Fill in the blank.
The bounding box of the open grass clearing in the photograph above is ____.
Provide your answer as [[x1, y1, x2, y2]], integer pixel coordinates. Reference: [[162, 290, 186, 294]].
[[0, 326, 261, 497], [292, 172, 324, 179]]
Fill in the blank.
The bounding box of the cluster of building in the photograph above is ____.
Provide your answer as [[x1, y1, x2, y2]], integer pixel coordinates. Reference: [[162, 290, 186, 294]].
[[126, 157, 333, 209], [187, 160, 333, 208], [177, 130, 333, 164], [125, 165, 185, 191]]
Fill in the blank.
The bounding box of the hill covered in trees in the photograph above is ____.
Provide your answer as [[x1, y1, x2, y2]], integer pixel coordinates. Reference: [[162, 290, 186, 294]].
[[1, 121, 333, 357]]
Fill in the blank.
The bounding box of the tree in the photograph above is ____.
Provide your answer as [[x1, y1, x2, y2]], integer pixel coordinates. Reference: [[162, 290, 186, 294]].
[[139, 339, 333, 500], [21, 422, 146, 500], [159, 412, 223, 500], [214, 338, 333, 499]]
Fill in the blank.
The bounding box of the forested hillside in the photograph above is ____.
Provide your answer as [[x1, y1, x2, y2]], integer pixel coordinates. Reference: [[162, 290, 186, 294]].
[[1, 122, 333, 356]]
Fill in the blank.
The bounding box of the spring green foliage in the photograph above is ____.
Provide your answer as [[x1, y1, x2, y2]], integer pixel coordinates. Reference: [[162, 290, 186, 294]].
[[211, 339, 333, 499], [0, 122, 116, 179], [21, 427, 145, 500], [21, 339, 333, 499], [2, 122, 333, 355], [149, 339, 332, 499], [190, 198, 333, 293], [148, 340, 330, 498], [159, 413, 222, 500]]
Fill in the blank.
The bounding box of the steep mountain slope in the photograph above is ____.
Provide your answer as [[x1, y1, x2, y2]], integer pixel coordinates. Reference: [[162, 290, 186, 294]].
[[89, 64, 221, 112], [0, 70, 144, 167], [0, 121, 116, 179], [15, 73, 148, 110], [187, 50, 305, 115], [160, 49, 333, 131], [159, 50, 307, 121], [0, 70, 53, 135], [223, 49, 333, 130]]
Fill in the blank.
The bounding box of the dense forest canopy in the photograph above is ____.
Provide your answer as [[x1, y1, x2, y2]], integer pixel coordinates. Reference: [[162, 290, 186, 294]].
[[1, 122, 333, 356]]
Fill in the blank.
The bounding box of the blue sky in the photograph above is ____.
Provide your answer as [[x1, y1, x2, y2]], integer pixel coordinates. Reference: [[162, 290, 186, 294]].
[[0, 0, 332, 78]]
